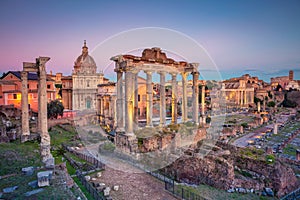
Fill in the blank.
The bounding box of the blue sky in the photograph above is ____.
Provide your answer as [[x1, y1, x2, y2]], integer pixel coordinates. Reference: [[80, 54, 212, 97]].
[[0, 0, 299, 81]]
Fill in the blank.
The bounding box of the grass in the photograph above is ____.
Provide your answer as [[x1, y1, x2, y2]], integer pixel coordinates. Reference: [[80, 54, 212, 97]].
[[175, 184, 276, 200], [283, 144, 297, 156], [49, 125, 78, 148], [0, 139, 42, 176], [73, 177, 94, 200]]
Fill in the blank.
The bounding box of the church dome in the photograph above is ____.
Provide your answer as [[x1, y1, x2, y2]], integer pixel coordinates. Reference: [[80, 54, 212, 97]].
[[73, 40, 97, 74]]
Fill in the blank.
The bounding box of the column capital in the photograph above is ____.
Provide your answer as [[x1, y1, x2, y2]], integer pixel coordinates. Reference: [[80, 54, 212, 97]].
[[171, 72, 177, 77], [181, 72, 188, 79], [144, 70, 153, 75], [158, 71, 166, 76], [131, 69, 139, 74]]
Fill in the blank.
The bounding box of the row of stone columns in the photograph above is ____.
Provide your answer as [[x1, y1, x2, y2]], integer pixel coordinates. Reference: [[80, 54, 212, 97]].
[[115, 70, 203, 134]]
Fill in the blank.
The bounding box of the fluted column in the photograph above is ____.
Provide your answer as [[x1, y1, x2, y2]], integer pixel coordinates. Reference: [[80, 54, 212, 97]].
[[237, 91, 240, 105], [244, 90, 247, 105], [192, 72, 199, 124], [240, 91, 243, 105], [159, 72, 166, 126], [125, 71, 134, 134], [201, 85, 206, 124], [21, 71, 30, 142], [146, 71, 153, 127], [181, 72, 188, 122], [116, 71, 124, 131], [171, 73, 177, 124], [133, 71, 139, 129]]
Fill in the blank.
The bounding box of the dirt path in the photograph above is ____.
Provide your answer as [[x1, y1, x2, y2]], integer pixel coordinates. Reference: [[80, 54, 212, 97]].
[[98, 167, 177, 200]]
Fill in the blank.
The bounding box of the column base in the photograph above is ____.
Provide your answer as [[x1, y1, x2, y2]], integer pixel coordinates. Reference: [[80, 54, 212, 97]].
[[21, 133, 30, 143]]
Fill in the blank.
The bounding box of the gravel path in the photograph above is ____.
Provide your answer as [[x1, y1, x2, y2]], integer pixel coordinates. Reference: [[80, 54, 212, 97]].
[[98, 167, 177, 200]]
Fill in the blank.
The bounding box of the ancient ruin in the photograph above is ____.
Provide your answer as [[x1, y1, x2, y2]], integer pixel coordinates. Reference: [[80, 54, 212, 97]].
[[21, 57, 54, 168], [111, 47, 206, 152]]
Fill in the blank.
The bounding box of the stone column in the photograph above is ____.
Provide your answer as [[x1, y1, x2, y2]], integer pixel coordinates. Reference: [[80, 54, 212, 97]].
[[37, 57, 54, 168], [37, 71, 42, 134], [133, 71, 139, 129], [21, 71, 30, 142], [171, 73, 177, 124], [257, 101, 261, 113], [237, 90, 240, 105], [240, 91, 244, 105], [244, 90, 247, 105], [201, 85, 206, 124], [159, 72, 166, 126], [116, 71, 124, 131], [273, 122, 278, 134], [146, 71, 153, 127], [192, 72, 199, 124], [181, 72, 188, 122], [125, 71, 134, 134]]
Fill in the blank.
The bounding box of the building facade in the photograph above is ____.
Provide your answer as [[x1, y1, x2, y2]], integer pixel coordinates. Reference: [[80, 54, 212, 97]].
[[0, 71, 56, 112], [72, 41, 104, 111]]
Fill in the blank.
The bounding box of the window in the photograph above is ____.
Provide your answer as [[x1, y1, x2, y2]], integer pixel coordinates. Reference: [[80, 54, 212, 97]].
[[138, 95, 140, 102], [47, 84, 51, 89], [27, 84, 29, 89], [13, 94, 17, 99], [87, 80, 90, 87], [0, 96, 2, 99]]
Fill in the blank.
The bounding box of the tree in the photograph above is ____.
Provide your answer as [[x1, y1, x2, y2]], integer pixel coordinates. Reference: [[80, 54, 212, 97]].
[[267, 101, 275, 107], [47, 100, 64, 119]]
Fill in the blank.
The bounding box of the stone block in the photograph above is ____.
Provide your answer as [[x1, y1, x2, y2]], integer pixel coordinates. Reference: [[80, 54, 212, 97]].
[[28, 180, 38, 188], [3, 186, 18, 193], [113, 185, 119, 191], [44, 157, 55, 169], [96, 172, 102, 178], [84, 176, 90, 181], [22, 166, 34, 176], [264, 188, 274, 197], [24, 188, 44, 197], [103, 187, 110, 196], [37, 171, 53, 187]]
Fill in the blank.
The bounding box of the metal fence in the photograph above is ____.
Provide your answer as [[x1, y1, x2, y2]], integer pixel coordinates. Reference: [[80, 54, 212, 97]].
[[77, 172, 106, 200], [164, 179, 208, 200], [281, 187, 300, 200]]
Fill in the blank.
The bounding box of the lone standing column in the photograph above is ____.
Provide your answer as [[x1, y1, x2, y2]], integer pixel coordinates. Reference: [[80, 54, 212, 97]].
[[125, 71, 134, 134], [192, 72, 199, 124], [116, 71, 124, 131], [37, 57, 54, 168], [181, 72, 188, 122], [146, 71, 153, 127], [171, 73, 178, 124], [159, 72, 166, 127], [21, 70, 30, 142]]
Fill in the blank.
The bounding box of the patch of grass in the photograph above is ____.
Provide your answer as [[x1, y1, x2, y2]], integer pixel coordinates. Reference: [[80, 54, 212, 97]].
[[283, 144, 297, 156], [0, 139, 42, 176], [49, 125, 78, 148], [66, 160, 76, 175], [175, 184, 274, 200], [265, 154, 275, 164], [73, 177, 94, 200]]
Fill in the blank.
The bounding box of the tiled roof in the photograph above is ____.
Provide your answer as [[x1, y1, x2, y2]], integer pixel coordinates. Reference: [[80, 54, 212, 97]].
[[1, 71, 53, 81]]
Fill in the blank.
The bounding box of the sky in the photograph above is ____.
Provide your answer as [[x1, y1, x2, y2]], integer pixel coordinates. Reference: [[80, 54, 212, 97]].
[[0, 0, 300, 81]]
